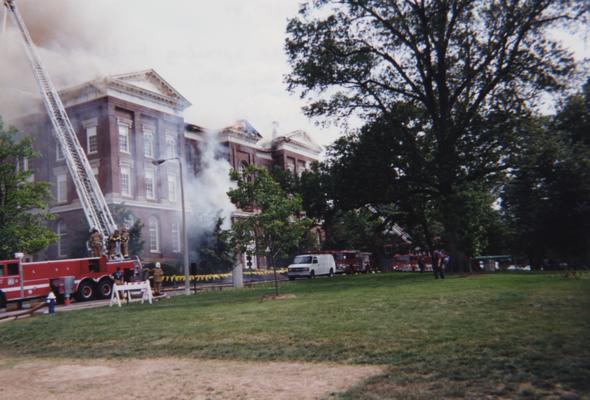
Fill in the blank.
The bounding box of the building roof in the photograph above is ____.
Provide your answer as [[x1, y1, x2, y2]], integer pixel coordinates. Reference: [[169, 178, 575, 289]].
[[58, 69, 191, 113], [221, 119, 264, 141]]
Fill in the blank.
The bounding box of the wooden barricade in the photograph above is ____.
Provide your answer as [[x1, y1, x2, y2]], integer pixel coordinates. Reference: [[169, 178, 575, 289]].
[[110, 280, 153, 307]]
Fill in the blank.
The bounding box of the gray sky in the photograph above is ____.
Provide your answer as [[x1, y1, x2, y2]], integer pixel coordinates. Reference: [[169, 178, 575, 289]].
[[1, 1, 588, 147]]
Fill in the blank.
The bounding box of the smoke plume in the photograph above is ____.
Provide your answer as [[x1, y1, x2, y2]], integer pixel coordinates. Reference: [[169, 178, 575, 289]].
[[186, 130, 235, 238]]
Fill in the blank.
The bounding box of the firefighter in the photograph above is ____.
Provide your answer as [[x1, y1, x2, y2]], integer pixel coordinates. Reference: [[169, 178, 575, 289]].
[[112, 267, 126, 302], [108, 229, 121, 259], [120, 226, 130, 259], [152, 262, 163, 296], [89, 228, 103, 257]]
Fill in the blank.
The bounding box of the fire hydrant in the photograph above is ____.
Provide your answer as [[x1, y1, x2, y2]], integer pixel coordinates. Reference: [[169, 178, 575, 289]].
[[46, 291, 56, 315]]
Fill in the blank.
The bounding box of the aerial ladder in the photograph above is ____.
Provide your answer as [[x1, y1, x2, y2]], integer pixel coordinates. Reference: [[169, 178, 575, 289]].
[[2, 0, 117, 241]]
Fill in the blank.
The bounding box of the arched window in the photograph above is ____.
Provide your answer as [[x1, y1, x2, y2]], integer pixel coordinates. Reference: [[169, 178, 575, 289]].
[[57, 221, 67, 258], [239, 160, 249, 173], [148, 216, 160, 253]]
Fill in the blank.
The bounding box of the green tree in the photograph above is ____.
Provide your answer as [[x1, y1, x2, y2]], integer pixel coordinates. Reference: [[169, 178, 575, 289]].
[[197, 217, 235, 274], [228, 165, 313, 295], [286, 0, 588, 270], [503, 81, 590, 268], [0, 118, 57, 259]]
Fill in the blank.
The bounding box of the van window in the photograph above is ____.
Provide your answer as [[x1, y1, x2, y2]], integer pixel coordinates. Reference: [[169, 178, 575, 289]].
[[293, 256, 312, 264], [312, 257, 318, 264], [7, 263, 19, 275]]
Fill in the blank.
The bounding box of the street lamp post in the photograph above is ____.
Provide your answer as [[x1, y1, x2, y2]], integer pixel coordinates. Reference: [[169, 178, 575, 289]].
[[153, 157, 190, 295]]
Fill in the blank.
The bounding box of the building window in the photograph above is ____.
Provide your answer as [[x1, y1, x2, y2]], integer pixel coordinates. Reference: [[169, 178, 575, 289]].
[[287, 157, 296, 173], [167, 173, 177, 202], [16, 157, 29, 174], [57, 221, 67, 258], [120, 166, 131, 197], [56, 142, 64, 161], [145, 169, 155, 200], [148, 216, 160, 252], [86, 126, 98, 154], [118, 123, 130, 154], [297, 160, 306, 176], [144, 127, 154, 159], [165, 135, 177, 159], [171, 220, 181, 253], [57, 174, 67, 203]]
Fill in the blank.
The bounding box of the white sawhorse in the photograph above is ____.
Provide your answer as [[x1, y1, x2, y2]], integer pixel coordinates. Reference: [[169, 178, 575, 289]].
[[110, 280, 153, 307]]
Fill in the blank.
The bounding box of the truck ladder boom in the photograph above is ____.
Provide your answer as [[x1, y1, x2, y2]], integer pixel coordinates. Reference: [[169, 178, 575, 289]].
[[3, 0, 117, 238]]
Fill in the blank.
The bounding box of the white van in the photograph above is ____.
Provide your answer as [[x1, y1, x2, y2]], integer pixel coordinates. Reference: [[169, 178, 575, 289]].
[[287, 254, 336, 280]]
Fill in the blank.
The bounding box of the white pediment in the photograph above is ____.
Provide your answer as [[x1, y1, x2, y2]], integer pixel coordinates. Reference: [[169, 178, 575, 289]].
[[108, 69, 191, 111], [283, 130, 323, 153], [123, 78, 166, 95]]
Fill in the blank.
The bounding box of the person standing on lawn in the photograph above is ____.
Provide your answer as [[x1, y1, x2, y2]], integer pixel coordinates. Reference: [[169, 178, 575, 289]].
[[418, 255, 425, 273], [433, 250, 445, 279]]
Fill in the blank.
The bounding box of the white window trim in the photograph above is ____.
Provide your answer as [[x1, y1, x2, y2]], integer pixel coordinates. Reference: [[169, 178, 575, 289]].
[[120, 165, 132, 197], [83, 118, 99, 155], [118, 124, 130, 154], [56, 142, 64, 161], [57, 174, 67, 203], [149, 217, 160, 253], [145, 168, 155, 200], [171, 220, 181, 253], [165, 133, 177, 159], [86, 125, 98, 155], [143, 126, 155, 159], [57, 221, 67, 258], [167, 173, 178, 202]]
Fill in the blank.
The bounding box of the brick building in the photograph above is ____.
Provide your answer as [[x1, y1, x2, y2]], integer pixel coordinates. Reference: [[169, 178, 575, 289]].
[[12, 70, 322, 266]]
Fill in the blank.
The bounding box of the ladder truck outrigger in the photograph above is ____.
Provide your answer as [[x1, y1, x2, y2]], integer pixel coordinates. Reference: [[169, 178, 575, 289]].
[[0, 0, 139, 309]]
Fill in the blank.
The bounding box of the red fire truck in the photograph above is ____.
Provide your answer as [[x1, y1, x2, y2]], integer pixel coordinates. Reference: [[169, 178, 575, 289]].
[[0, 255, 139, 309]]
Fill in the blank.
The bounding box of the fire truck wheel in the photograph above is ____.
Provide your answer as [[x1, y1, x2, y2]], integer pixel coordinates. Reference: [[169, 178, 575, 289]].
[[97, 278, 113, 299], [77, 281, 95, 301], [0, 292, 6, 309]]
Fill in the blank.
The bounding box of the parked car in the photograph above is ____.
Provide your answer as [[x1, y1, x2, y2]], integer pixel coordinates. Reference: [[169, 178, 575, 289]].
[[287, 254, 336, 280]]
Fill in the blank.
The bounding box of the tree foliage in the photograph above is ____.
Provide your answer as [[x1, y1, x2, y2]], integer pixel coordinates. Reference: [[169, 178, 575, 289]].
[[228, 165, 313, 294], [286, 0, 588, 269], [0, 118, 57, 259], [197, 217, 235, 274], [503, 80, 590, 268]]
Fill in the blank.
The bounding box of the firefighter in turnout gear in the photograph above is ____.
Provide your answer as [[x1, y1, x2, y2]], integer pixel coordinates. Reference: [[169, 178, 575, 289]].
[[108, 230, 121, 259], [120, 226, 130, 259], [89, 228, 103, 257], [153, 262, 163, 296]]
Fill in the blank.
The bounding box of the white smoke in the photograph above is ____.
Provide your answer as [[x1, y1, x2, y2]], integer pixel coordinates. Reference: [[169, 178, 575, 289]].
[[186, 130, 235, 238]]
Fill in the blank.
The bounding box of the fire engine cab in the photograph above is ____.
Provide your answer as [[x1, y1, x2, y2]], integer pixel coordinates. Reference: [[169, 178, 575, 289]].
[[0, 255, 138, 309]]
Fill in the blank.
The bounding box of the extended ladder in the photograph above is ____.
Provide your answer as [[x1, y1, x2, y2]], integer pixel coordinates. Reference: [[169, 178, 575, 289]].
[[3, 0, 117, 238]]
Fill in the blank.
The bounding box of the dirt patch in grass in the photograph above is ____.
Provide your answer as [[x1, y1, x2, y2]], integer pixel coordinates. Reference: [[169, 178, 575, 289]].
[[0, 357, 383, 400], [260, 293, 297, 301]]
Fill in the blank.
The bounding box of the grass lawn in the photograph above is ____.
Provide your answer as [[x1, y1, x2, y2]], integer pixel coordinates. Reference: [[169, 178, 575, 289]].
[[1, 272, 589, 399]]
